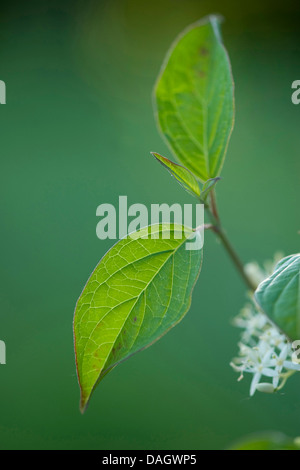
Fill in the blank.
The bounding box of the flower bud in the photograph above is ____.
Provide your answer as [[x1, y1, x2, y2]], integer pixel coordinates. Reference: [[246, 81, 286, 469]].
[[255, 383, 275, 394]]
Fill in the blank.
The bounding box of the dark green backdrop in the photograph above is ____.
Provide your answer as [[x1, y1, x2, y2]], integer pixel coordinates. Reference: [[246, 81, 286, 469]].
[[0, 0, 299, 450]]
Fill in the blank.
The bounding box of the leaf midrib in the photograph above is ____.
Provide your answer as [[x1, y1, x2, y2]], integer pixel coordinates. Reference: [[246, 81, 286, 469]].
[[79, 236, 189, 386]]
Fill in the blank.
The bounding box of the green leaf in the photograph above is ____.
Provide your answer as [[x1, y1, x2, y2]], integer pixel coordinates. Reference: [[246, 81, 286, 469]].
[[229, 433, 300, 451], [154, 15, 234, 182], [254, 254, 300, 341], [151, 152, 200, 197], [74, 224, 203, 412]]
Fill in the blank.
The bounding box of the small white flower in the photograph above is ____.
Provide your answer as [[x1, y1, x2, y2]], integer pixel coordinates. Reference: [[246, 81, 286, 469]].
[[233, 307, 268, 343], [231, 341, 277, 396], [259, 329, 286, 350], [247, 349, 277, 396], [270, 345, 290, 389], [270, 344, 300, 388]]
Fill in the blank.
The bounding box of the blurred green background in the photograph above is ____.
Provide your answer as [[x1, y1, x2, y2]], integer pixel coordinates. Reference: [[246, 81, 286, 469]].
[[0, 0, 299, 450]]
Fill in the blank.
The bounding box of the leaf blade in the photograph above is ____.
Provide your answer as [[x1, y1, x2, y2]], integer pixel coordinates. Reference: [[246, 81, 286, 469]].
[[230, 433, 300, 451], [254, 254, 300, 341], [151, 152, 200, 197], [74, 224, 203, 412], [154, 15, 234, 181]]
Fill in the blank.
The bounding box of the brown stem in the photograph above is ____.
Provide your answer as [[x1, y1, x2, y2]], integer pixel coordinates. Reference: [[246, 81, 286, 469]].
[[210, 190, 220, 223], [211, 224, 257, 291], [203, 190, 256, 292]]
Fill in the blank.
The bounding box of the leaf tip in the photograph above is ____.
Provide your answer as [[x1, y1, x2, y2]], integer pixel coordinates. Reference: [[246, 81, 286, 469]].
[[208, 13, 224, 24], [150, 151, 163, 160]]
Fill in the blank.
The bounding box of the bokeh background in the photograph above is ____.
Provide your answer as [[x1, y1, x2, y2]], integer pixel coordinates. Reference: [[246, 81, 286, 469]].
[[0, 0, 299, 450]]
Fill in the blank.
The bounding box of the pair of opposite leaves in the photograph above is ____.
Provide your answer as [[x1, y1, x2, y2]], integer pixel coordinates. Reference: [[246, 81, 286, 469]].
[[74, 16, 299, 413]]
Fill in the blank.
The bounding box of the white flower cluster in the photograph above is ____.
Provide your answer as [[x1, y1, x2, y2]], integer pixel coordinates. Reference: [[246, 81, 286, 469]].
[[231, 258, 300, 396]]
